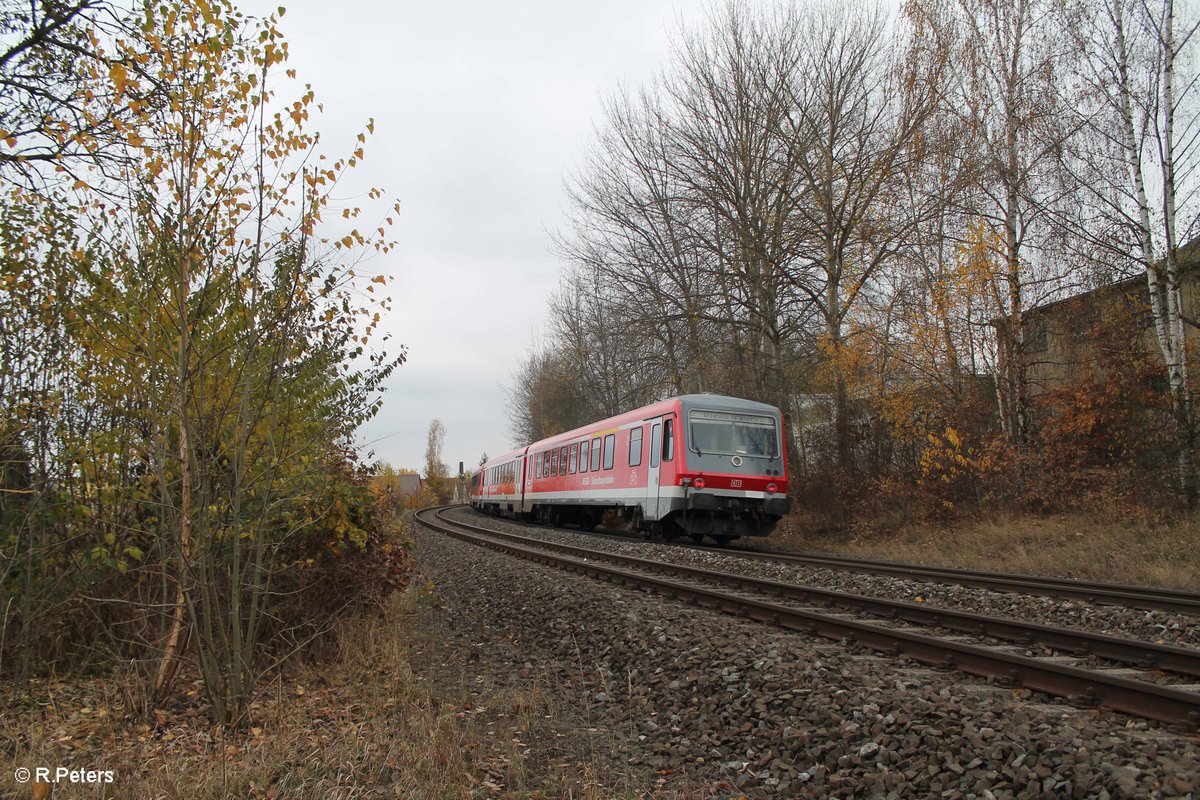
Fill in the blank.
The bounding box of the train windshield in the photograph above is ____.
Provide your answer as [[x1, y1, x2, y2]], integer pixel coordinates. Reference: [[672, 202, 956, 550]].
[[688, 410, 778, 458]]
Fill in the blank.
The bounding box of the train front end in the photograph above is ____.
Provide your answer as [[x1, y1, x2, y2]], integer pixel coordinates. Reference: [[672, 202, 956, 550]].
[[669, 395, 790, 541]]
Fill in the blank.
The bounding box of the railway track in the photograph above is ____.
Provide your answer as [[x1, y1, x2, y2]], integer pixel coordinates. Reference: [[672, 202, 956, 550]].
[[416, 505, 1200, 729], [523, 517, 1200, 615]]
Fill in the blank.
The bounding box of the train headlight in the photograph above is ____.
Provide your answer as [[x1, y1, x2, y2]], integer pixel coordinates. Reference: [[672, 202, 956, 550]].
[[766, 483, 777, 493], [693, 477, 706, 489]]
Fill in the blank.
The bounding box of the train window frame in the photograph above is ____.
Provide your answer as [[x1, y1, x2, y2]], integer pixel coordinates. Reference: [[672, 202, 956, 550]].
[[688, 409, 779, 458], [650, 422, 661, 468], [591, 437, 602, 471], [579, 440, 590, 473], [663, 418, 674, 462], [569, 443, 578, 473], [603, 433, 615, 470], [629, 426, 643, 467]]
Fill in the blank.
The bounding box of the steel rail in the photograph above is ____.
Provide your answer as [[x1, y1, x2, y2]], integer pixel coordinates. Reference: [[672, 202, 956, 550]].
[[438, 511, 1200, 679], [491, 510, 1200, 615], [417, 507, 1200, 729], [734, 548, 1200, 616]]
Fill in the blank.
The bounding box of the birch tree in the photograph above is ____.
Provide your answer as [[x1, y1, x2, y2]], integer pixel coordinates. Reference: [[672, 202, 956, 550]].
[[919, 0, 1068, 446], [1067, 0, 1200, 502], [77, 0, 399, 722]]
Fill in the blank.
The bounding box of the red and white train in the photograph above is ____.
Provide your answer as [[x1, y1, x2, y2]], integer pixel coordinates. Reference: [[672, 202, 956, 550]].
[[469, 394, 790, 543]]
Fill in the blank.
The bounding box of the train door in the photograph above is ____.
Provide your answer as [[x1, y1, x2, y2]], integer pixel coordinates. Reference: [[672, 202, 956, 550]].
[[513, 457, 522, 513], [524, 454, 534, 514], [646, 419, 662, 519]]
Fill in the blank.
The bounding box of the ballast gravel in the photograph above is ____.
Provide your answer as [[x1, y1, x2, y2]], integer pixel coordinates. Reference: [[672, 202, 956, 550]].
[[442, 506, 1199, 650], [417, 513, 1200, 799]]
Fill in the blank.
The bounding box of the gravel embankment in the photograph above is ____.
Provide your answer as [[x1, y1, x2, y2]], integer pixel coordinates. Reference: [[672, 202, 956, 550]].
[[443, 506, 1198, 650], [417, 515, 1200, 799]]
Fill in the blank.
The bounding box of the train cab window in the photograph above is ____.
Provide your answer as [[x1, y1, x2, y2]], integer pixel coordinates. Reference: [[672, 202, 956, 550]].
[[551, 448, 559, 477], [590, 437, 602, 471], [629, 426, 643, 467], [580, 440, 590, 473], [603, 433, 615, 470], [569, 443, 578, 473], [663, 419, 674, 462], [650, 422, 661, 467]]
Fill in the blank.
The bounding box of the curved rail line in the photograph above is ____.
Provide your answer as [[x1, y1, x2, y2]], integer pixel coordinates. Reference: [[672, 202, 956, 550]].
[[493, 511, 1200, 615], [417, 506, 1200, 730]]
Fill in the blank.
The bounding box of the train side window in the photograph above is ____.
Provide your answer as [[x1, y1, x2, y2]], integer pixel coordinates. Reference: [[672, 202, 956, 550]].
[[663, 419, 674, 462], [551, 448, 559, 477], [629, 426, 643, 467], [559, 446, 567, 473], [650, 422, 661, 467], [535, 452, 542, 479], [569, 443, 578, 473], [590, 437, 601, 471], [603, 433, 615, 470], [579, 440, 589, 472]]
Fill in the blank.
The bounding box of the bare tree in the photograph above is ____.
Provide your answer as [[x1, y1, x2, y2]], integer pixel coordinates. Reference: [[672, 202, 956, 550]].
[[1064, 0, 1200, 502], [775, 1, 939, 470], [919, 0, 1072, 445]]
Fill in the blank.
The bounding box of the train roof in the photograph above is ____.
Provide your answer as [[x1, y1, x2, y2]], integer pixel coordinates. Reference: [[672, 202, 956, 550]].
[[526, 394, 782, 451], [676, 394, 781, 415]]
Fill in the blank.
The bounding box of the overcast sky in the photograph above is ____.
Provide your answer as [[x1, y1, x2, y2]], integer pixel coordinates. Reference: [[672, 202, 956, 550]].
[[237, 0, 709, 474]]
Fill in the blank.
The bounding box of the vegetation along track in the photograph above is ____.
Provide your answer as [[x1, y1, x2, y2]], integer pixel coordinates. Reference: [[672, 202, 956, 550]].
[[415, 506, 1200, 730]]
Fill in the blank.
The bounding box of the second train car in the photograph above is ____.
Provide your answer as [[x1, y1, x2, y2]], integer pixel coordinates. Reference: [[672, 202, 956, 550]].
[[470, 394, 789, 543]]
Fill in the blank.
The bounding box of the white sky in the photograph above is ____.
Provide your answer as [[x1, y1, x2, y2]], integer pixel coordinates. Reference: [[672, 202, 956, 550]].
[[238, 0, 709, 474]]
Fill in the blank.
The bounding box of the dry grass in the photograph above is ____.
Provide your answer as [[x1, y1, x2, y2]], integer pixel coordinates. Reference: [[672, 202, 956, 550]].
[[1, 582, 670, 800], [774, 505, 1200, 590]]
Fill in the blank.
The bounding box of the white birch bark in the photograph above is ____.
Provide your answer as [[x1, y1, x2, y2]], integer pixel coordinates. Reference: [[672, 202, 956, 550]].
[[1104, 0, 1196, 501]]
